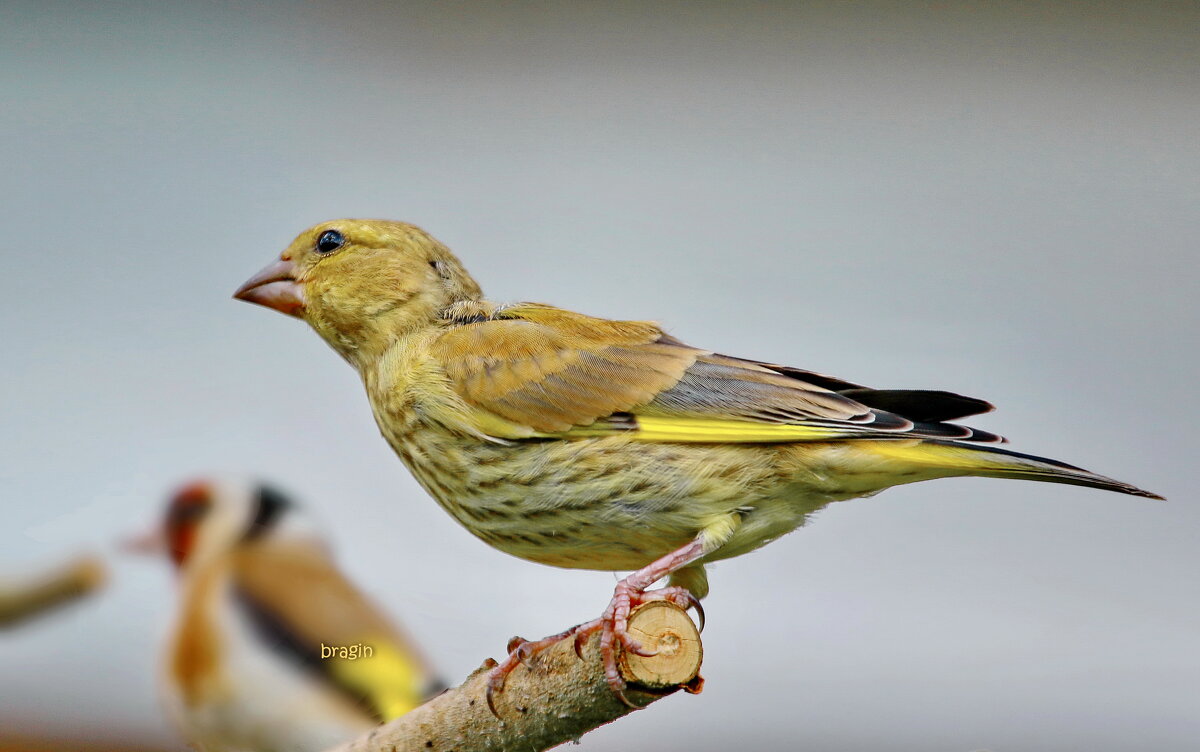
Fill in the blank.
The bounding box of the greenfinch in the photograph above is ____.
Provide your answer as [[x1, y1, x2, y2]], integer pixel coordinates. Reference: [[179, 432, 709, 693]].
[[130, 479, 441, 751], [235, 219, 1159, 705]]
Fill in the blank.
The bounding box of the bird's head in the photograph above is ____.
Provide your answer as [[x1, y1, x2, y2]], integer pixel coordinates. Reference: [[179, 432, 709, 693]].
[[234, 220, 483, 364], [127, 479, 315, 573]]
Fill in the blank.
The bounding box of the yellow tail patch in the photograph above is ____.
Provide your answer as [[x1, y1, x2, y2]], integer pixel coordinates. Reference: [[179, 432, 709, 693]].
[[862, 440, 1008, 471]]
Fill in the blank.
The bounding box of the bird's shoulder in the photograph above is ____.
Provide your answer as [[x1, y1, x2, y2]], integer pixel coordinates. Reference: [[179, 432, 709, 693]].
[[433, 300, 672, 354], [422, 301, 697, 433]]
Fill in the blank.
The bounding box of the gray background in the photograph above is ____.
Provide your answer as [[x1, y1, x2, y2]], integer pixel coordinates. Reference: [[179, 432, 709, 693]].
[[2, 2, 1196, 750]]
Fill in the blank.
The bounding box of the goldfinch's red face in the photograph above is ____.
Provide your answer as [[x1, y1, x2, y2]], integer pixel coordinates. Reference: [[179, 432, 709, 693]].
[[164, 481, 213, 567]]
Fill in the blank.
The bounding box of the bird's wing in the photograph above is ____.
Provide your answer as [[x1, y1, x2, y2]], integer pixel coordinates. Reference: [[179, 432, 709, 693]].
[[432, 303, 1000, 443], [230, 543, 439, 722]]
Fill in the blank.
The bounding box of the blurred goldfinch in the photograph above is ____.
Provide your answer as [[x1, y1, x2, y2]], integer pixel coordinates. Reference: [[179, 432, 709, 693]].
[[136, 479, 440, 751], [235, 219, 1159, 703]]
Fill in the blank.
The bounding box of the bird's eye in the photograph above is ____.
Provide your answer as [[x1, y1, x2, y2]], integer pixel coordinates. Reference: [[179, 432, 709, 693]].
[[316, 229, 345, 254]]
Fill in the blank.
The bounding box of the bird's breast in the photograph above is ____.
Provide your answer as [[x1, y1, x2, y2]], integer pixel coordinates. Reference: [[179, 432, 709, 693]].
[[377, 416, 823, 571]]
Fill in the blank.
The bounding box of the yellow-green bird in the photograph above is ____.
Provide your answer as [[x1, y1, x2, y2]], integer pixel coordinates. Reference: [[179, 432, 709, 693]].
[[235, 219, 1160, 704]]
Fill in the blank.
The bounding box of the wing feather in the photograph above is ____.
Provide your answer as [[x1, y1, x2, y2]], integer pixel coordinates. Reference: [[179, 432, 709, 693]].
[[231, 543, 438, 722], [434, 304, 696, 432], [433, 303, 1001, 443]]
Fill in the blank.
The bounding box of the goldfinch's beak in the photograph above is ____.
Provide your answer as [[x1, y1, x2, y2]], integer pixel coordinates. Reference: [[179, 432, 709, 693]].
[[120, 527, 166, 556], [234, 258, 305, 317]]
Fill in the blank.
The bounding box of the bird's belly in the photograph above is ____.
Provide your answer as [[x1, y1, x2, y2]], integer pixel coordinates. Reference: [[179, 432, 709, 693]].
[[389, 429, 869, 572]]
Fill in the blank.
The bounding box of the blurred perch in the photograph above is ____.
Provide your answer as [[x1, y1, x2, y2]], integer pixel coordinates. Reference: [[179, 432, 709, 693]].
[[0, 553, 107, 629], [326, 601, 703, 752], [0, 731, 177, 752]]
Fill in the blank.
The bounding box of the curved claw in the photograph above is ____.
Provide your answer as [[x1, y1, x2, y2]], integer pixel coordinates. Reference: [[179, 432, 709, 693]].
[[621, 635, 658, 658], [485, 674, 505, 717], [687, 594, 705, 633], [613, 686, 639, 709]]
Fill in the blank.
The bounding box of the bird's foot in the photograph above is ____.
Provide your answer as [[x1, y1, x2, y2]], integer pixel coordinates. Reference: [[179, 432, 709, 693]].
[[594, 580, 705, 706], [483, 581, 703, 715]]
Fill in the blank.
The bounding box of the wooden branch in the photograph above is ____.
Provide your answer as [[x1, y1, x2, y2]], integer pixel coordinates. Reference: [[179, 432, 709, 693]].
[[327, 600, 703, 752], [0, 553, 107, 629]]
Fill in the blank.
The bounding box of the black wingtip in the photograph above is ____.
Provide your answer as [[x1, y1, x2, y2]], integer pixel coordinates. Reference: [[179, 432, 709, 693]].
[[839, 389, 995, 422]]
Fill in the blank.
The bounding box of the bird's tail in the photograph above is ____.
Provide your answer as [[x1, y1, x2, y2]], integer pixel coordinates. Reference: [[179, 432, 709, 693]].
[[861, 440, 1163, 499]]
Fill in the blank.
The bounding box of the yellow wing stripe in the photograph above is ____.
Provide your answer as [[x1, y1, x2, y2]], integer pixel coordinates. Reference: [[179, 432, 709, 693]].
[[327, 635, 427, 721], [564, 415, 857, 443]]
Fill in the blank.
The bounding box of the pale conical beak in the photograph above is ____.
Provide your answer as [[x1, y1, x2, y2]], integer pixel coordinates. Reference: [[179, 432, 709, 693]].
[[120, 527, 166, 556], [233, 258, 305, 318]]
